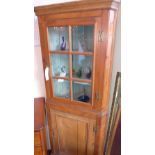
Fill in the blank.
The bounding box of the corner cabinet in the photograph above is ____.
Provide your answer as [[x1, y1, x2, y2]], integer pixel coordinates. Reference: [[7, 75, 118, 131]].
[[34, 0, 120, 155]]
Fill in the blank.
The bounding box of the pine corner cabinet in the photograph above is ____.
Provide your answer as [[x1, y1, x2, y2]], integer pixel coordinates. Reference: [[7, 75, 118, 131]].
[[34, 0, 120, 155]]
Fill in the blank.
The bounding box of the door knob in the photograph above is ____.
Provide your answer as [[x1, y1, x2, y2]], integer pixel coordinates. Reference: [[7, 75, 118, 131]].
[[45, 66, 49, 81]]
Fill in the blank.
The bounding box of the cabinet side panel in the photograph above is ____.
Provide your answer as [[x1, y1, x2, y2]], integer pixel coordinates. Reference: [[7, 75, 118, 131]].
[[93, 11, 108, 109], [101, 10, 119, 111]]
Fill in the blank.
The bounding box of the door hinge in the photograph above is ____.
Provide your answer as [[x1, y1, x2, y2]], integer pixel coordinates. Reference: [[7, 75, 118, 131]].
[[98, 31, 104, 42], [93, 124, 98, 133]]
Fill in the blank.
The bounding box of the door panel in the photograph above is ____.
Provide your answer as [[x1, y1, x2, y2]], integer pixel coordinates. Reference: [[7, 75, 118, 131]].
[[50, 110, 96, 155], [56, 115, 78, 155]]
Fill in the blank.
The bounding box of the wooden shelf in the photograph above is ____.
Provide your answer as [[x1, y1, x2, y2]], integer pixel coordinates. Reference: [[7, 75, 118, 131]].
[[72, 78, 92, 83], [52, 76, 92, 83], [71, 52, 93, 56]]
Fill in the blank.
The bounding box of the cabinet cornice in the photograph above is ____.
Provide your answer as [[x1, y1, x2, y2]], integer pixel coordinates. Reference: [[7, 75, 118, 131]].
[[34, 0, 120, 16]]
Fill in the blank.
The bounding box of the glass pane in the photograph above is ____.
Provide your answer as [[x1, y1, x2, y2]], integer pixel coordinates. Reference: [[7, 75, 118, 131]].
[[73, 81, 91, 103], [72, 25, 94, 52], [50, 54, 69, 78], [72, 55, 92, 79], [53, 79, 70, 98], [48, 27, 69, 51]]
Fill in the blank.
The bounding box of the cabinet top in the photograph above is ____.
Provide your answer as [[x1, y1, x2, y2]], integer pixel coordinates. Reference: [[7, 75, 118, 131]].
[[34, 0, 120, 16]]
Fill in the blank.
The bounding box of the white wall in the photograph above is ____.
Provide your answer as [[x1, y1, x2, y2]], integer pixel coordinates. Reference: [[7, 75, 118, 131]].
[[34, 15, 46, 98]]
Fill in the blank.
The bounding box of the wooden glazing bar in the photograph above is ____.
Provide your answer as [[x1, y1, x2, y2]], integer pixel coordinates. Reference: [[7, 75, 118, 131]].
[[71, 52, 93, 56], [49, 51, 70, 54], [49, 51, 94, 56]]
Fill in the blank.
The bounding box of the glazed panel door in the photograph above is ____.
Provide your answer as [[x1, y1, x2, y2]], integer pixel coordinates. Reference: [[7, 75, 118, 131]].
[[50, 110, 96, 155], [46, 21, 96, 106]]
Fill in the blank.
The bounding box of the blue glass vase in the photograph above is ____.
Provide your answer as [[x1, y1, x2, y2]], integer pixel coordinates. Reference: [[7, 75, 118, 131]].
[[60, 36, 66, 50]]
